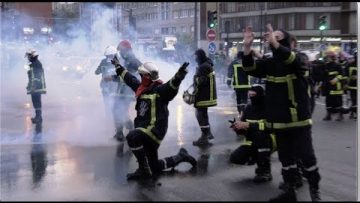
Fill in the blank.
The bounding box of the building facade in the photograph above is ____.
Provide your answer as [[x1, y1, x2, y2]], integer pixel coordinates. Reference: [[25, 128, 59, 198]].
[[1, 2, 53, 42], [218, 2, 357, 55], [116, 2, 199, 49]]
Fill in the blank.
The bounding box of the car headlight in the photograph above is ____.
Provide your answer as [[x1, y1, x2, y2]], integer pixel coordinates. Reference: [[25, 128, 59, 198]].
[[76, 65, 82, 71], [62, 66, 69, 71]]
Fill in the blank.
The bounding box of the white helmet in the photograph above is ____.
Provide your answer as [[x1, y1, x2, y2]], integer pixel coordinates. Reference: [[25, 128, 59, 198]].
[[104, 45, 117, 56], [138, 62, 159, 81], [25, 48, 38, 58]]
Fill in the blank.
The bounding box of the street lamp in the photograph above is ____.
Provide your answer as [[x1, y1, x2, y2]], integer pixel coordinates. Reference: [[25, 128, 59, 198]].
[[225, 20, 230, 57], [259, 3, 264, 54], [319, 15, 327, 58]]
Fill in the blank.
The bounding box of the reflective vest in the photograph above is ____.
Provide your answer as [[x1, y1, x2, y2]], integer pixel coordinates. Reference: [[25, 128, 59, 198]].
[[194, 61, 217, 108], [347, 65, 357, 90], [227, 59, 251, 89], [27, 60, 46, 95], [242, 47, 312, 130], [118, 69, 183, 144], [96, 59, 135, 99], [325, 62, 344, 96]]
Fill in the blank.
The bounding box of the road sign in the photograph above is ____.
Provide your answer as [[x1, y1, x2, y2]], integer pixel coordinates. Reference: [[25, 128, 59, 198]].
[[319, 44, 327, 51], [208, 42, 216, 55], [207, 29, 216, 41]]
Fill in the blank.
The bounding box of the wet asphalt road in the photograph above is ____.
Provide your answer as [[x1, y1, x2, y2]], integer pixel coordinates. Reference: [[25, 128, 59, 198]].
[[0, 82, 357, 201]]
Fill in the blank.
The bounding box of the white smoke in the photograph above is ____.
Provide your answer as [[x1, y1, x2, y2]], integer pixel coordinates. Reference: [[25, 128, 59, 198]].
[[1, 3, 195, 146]]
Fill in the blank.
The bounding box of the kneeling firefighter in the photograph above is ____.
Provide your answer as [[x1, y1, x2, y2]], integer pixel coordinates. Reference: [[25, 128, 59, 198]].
[[111, 57, 197, 180], [230, 85, 275, 183]]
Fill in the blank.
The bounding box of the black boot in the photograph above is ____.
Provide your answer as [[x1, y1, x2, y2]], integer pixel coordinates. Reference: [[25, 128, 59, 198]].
[[31, 110, 42, 124], [207, 129, 214, 140], [304, 168, 321, 202], [127, 147, 152, 180], [335, 112, 344, 121], [350, 110, 357, 120], [269, 185, 297, 202], [322, 110, 332, 121], [193, 128, 210, 146], [254, 152, 272, 183], [253, 169, 272, 183], [310, 186, 321, 202], [271, 168, 298, 201], [114, 127, 125, 142], [164, 148, 197, 169], [279, 166, 303, 190], [279, 179, 303, 191]]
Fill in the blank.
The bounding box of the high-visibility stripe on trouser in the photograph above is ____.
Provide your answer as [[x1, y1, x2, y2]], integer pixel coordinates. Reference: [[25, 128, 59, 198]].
[[130, 146, 144, 151], [304, 165, 318, 172], [282, 164, 297, 170], [258, 148, 271, 152], [138, 127, 162, 145]]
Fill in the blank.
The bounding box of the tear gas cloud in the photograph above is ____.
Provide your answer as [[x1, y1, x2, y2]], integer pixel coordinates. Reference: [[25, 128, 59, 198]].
[[1, 3, 196, 146]]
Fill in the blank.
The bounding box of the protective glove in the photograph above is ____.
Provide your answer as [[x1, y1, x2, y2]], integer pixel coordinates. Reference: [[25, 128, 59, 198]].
[[175, 62, 189, 80], [111, 55, 125, 76], [226, 80, 231, 87]]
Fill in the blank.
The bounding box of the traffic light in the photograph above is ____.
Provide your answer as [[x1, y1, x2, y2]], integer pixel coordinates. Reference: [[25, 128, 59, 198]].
[[207, 10, 217, 29], [319, 15, 327, 31]]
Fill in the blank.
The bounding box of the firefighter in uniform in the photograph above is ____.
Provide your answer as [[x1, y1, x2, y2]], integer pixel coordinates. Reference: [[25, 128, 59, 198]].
[[230, 85, 276, 183], [111, 57, 197, 180], [241, 24, 321, 201], [192, 49, 217, 146], [26, 49, 46, 124], [322, 51, 345, 121], [227, 51, 251, 117], [344, 53, 357, 119], [117, 40, 142, 76], [96, 46, 134, 141]]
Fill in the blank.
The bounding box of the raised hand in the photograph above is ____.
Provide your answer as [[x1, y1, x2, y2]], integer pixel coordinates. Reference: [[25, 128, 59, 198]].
[[111, 55, 120, 67], [243, 26, 255, 48], [176, 62, 190, 80]]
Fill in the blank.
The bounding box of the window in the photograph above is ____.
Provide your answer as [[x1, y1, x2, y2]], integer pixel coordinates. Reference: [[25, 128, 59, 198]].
[[189, 9, 194, 17], [171, 27, 176, 34], [190, 25, 194, 32], [277, 14, 285, 30], [295, 13, 306, 30], [180, 10, 188, 18], [161, 27, 169, 35], [174, 11, 179, 19], [181, 26, 186, 32], [330, 13, 341, 30], [288, 14, 295, 30], [226, 3, 236, 13]]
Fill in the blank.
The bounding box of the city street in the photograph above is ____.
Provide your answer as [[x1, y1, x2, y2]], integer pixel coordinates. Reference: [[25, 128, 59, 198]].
[[1, 82, 357, 201]]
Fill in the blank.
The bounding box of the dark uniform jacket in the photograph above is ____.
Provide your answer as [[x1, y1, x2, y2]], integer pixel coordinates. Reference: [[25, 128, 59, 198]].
[[322, 61, 344, 96], [27, 59, 46, 95], [117, 68, 184, 145], [123, 52, 142, 74], [242, 46, 312, 131], [96, 59, 134, 99], [236, 103, 276, 152], [227, 58, 251, 89], [345, 61, 357, 91], [193, 58, 217, 108]]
